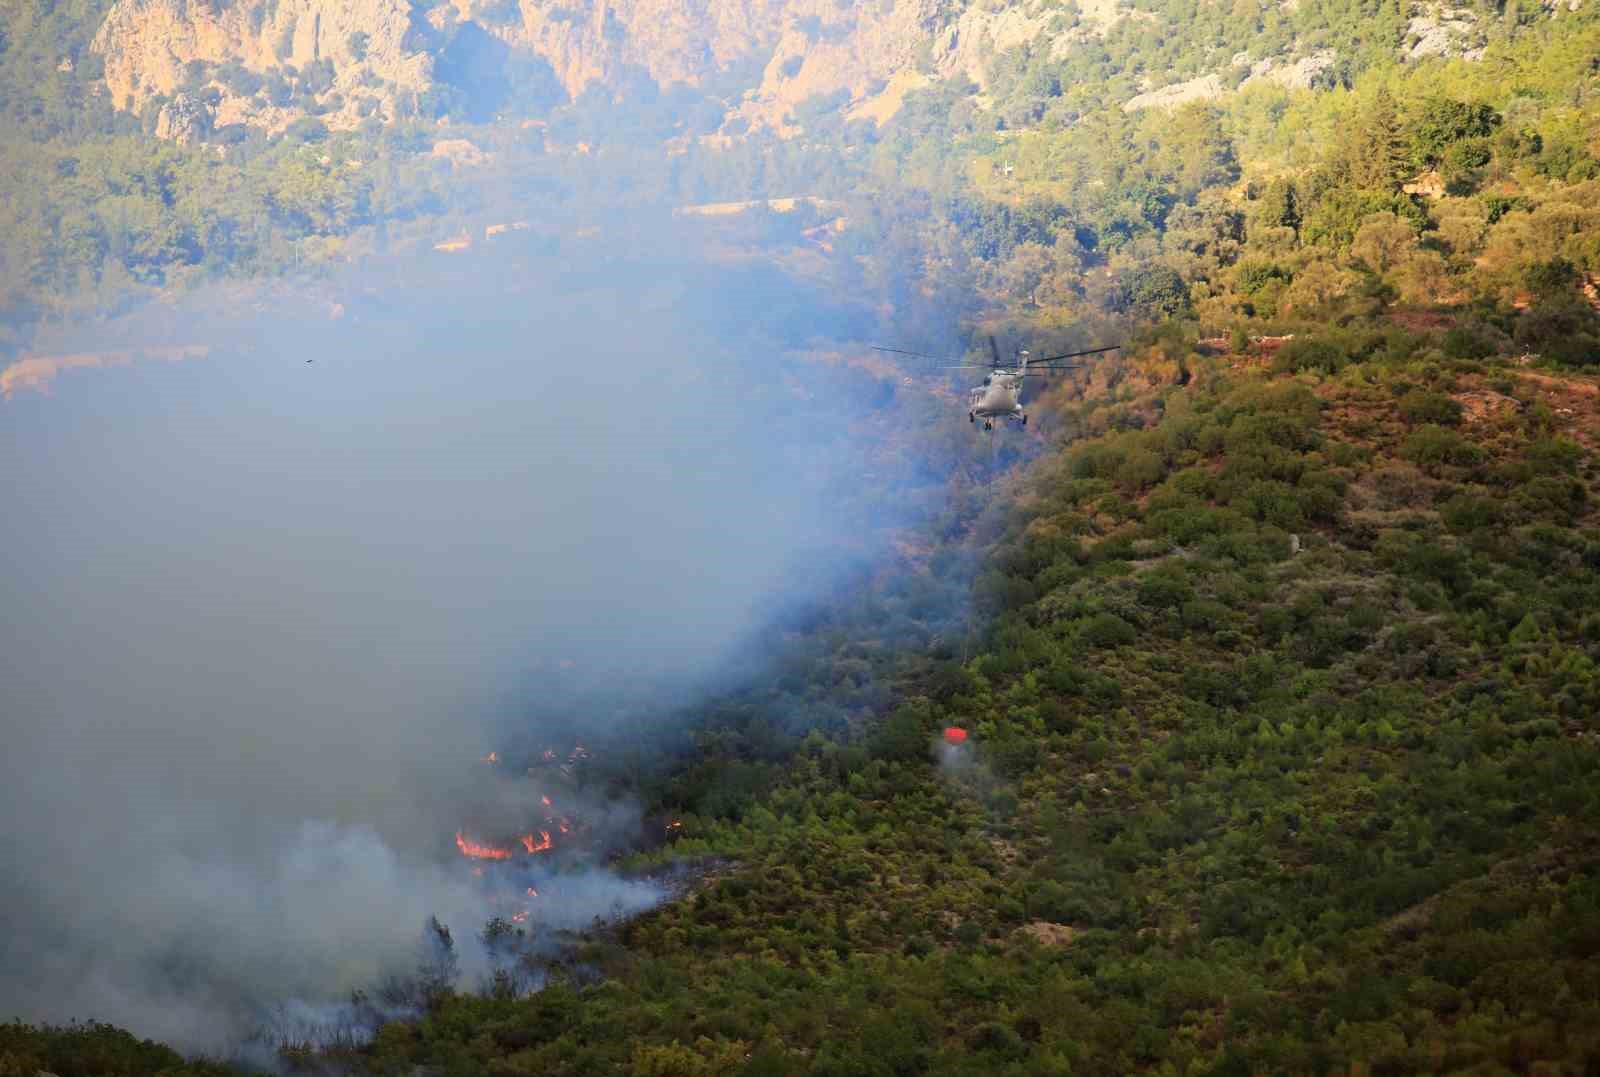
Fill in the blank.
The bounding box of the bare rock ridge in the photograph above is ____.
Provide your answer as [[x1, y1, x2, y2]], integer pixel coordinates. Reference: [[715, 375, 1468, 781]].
[[89, 0, 1130, 136], [89, 0, 1534, 138], [94, 0, 429, 133]]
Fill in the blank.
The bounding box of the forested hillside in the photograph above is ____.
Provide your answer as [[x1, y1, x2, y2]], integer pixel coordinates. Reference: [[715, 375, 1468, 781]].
[[4, 0, 1600, 1071], [4, 0, 1598, 356], [295, 347, 1600, 1077]]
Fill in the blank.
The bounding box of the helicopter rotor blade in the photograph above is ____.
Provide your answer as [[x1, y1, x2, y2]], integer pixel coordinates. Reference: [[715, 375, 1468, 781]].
[[988, 335, 1002, 368], [1034, 344, 1122, 363], [927, 361, 1086, 371], [870, 345, 948, 361]]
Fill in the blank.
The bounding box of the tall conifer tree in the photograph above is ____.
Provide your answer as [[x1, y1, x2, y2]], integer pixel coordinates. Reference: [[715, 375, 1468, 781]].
[[1350, 88, 1410, 191]]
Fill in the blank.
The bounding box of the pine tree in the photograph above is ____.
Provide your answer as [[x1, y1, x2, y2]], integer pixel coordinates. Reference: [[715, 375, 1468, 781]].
[[1349, 88, 1410, 191], [1255, 177, 1301, 230]]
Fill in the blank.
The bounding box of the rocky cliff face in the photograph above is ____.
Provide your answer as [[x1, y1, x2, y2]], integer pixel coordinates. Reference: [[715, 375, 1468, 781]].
[[93, 0, 431, 132], [86, 0, 1543, 142], [92, 0, 1001, 137], [490, 0, 792, 98], [932, 0, 1124, 90]]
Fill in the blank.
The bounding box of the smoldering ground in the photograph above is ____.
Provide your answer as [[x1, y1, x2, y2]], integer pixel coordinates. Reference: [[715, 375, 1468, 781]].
[[0, 221, 939, 1053]]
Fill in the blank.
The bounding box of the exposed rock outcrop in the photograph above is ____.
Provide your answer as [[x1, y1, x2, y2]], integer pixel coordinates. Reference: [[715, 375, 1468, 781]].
[[1123, 74, 1226, 112], [153, 90, 212, 142], [1241, 47, 1338, 91], [93, 0, 432, 133], [735, 0, 942, 132], [431, 137, 491, 167], [1404, 4, 1485, 61], [932, 0, 1124, 90], [1123, 47, 1338, 111]]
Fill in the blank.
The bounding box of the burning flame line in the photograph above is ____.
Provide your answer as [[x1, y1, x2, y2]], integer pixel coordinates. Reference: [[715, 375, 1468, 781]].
[[456, 832, 513, 860], [521, 831, 552, 854]]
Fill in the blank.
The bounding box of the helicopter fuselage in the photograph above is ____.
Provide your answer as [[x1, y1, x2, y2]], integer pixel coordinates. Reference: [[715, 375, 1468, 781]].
[[969, 372, 1024, 421]]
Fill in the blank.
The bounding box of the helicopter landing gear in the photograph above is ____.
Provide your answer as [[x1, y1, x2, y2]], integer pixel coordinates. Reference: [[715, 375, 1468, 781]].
[[1022, 413, 1028, 426], [969, 411, 975, 424], [984, 420, 993, 431]]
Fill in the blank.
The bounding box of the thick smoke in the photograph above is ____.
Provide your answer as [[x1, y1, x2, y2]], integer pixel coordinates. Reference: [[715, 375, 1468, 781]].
[[0, 223, 910, 1053]]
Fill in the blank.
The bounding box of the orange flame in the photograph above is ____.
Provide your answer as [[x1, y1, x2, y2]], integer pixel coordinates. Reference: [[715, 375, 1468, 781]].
[[483, 751, 499, 764], [520, 831, 552, 854], [526, 885, 539, 898], [541, 795, 552, 807], [456, 832, 513, 860]]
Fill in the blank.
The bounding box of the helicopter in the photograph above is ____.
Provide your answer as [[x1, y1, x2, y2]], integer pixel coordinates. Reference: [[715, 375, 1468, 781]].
[[873, 335, 1120, 430]]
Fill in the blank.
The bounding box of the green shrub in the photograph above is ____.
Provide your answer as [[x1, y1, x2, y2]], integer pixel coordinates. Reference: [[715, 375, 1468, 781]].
[[1274, 338, 1351, 374], [1514, 302, 1600, 366], [1513, 476, 1587, 523], [1444, 138, 1493, 174], [1138, 570, 1193, 609], [1526, 438, 1582, 476], [1441, 494, 1500, 531], [1402, 425, 1484, 470], [1079, 612, 1137, 648], [1483, 194, 1531, 223], [1236, 260, 1290, 293], [1397, 390, 1463, 426], [1181, 598, 1230, 631], [1116, 448, 1167, 492], [1441, 323, 1499, 360], [1408, 97, 1500, 167], [1119, 265, 1192, 319], [285, 116, 328, 142]]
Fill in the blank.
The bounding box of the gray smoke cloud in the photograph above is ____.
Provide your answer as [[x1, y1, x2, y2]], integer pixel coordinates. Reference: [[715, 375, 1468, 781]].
[[0, 222, 920, 1054]]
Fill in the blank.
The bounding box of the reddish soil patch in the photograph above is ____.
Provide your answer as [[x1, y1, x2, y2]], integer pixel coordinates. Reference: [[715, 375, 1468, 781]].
[[1389, 310, 1455, 332], [1515, 370, 1600, 453], [1454, 389, 1524, 424], [1016, 921, 1077, 946]]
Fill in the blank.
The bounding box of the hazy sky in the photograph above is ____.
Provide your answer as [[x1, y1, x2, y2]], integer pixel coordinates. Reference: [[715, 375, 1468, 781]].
[[0, 226, 903, 1050]]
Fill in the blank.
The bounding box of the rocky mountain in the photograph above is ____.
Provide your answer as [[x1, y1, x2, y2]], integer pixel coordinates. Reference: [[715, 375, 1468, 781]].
[[87, 0, 1520, 141], [88, 0, 1165, 138], [93, 0, 431, 138]]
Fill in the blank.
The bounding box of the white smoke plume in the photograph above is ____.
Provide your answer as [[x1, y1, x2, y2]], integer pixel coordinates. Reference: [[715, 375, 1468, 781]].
[[0, 223, 939, 1055]]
